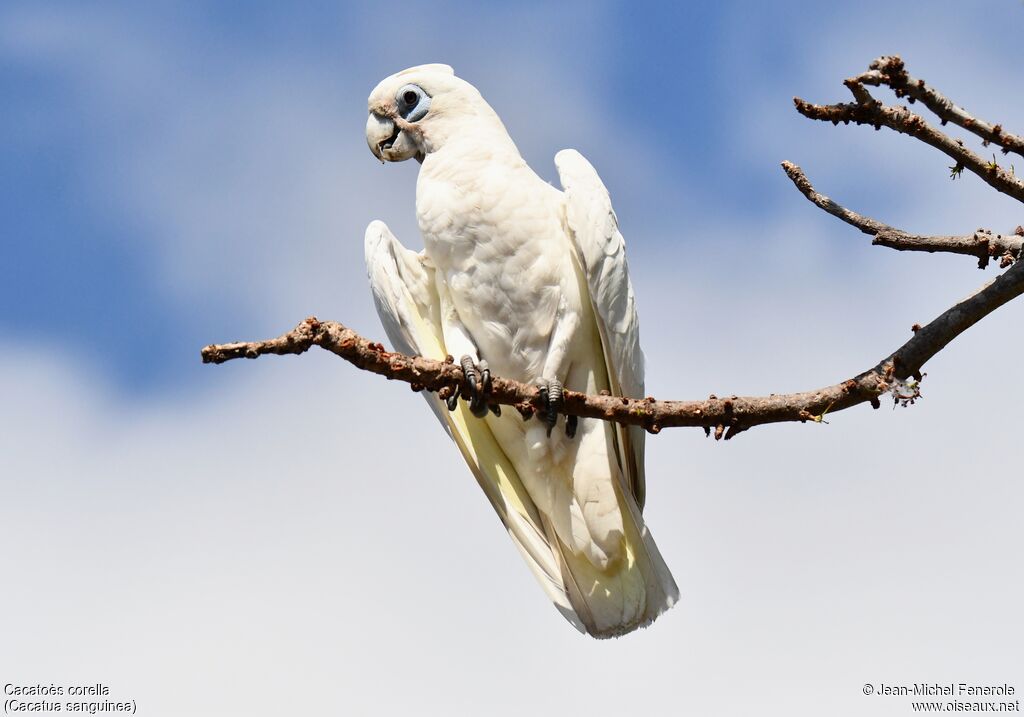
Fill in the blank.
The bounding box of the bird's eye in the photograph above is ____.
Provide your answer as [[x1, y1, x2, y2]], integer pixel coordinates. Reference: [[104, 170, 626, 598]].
[[396, 84, 431, 122]]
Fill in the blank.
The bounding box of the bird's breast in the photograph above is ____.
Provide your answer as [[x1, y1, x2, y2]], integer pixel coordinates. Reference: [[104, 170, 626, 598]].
[[415, 153, 582, 380]]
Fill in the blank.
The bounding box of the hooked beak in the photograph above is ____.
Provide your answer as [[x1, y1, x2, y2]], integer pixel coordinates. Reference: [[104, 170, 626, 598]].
[[366, 112, 399, 161], [366, 111, 420, 162]]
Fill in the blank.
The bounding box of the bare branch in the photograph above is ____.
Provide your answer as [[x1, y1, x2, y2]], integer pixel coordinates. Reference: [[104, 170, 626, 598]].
[[872, 230, 1022, 269], [781, 160, 1023, 268], [202, 257, 1024, 439], [792, 84, 1024, 204], [781, 160, 892, 235], [203, 56, 1024, 442], [854, 55, 1024, 159]]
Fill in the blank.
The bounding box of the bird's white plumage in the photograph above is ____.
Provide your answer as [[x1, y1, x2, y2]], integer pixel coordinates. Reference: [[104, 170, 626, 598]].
[[556, 149, 648, 508], [363, 65, 677, 637], [364, 220, 583, 627]]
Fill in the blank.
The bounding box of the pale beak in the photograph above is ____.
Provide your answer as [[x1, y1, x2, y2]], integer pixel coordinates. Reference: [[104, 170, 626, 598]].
[[366, 111, 421, 162], [366, 112, 398, 161]]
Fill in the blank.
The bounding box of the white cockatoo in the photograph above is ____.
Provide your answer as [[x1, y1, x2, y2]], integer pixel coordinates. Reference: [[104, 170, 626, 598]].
[[363, 64, 677, 637]]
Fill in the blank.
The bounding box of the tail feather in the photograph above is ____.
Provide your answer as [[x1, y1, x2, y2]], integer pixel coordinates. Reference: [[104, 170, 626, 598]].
[[449, 401, 676, 637], [543, 477, 677, 638]]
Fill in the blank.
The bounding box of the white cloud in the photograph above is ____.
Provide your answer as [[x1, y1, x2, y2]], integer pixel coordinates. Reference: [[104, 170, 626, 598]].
[[2, 262, 1021, 715]]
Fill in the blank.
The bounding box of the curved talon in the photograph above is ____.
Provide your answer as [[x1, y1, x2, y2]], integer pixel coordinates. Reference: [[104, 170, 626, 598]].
[[479, 362, 491, 395], [470, 398, 489, 418], [471, 359, 489, 417], [565, 414, 578, 439], [460, 355, 478, 395], [537, 378, 563, 437], [446, 385, 460, 411], [457, 355, 496, 418], [547, 379, 562, 436], [476, 362, 493, 416]]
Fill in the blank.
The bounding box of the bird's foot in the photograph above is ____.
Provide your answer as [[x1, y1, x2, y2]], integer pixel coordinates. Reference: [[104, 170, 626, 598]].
[[448, 355, 500, 418], [535, 377, 577, 438]]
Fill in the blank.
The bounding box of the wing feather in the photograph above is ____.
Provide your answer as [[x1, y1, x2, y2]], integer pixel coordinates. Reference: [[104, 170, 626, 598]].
[[364, 220, 584, 630], [555, 150, 648, 508]]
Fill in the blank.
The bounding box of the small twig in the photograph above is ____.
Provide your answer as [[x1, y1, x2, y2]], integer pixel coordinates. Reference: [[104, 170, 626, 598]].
[[202, 256, 1024, 438], [780, 160, 889, 235], [781, 161, 1022, 268], [793, 84, 1024, 204], [854, 55, 1024, 159]]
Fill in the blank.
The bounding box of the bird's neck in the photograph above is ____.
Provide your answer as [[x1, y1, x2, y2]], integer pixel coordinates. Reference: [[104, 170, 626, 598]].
[[419, 131, 528, 190]]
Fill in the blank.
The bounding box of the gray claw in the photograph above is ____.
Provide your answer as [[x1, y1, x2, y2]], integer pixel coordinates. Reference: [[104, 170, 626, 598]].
[[460, 355, 478, 394], [537, 378, 563, 437], [472, 360, 491, 417], [535, 378, 576, 438], [480, 363, 501, 416], [479, 362, 491, 398], [446, 386, 460, 412], [459, 355, 496, 418]]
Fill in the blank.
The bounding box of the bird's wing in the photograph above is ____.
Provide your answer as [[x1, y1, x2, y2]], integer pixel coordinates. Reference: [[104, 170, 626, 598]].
[[555, 150, 648, 509], [364, 220, 451, 432], [364, 220, 584, 630]]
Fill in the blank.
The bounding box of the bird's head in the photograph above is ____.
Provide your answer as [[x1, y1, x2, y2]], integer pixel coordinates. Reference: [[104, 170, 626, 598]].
[[366, 64, 508, 163]]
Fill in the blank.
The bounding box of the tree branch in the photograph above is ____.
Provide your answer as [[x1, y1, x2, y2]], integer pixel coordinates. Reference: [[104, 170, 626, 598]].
[[853, 55, 1024, 159], [202, 256, 1024, 439], [793, 83, 1024, 204], [201, 56, 1024, 441], [781, 160, 1023, 268]]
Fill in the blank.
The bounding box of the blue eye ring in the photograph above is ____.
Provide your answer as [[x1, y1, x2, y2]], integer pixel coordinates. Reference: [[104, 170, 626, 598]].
[[397, 84, 431, 122]]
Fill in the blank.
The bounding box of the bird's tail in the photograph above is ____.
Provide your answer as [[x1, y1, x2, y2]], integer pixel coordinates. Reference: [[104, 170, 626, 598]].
[[443, 400, 677, 638], [541, 475, 678, 638]]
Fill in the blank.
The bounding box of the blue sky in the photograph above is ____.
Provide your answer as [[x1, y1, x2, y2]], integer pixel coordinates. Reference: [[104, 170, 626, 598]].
[[4, 1, 1021, 393], [2, 2, 1023, 715]]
